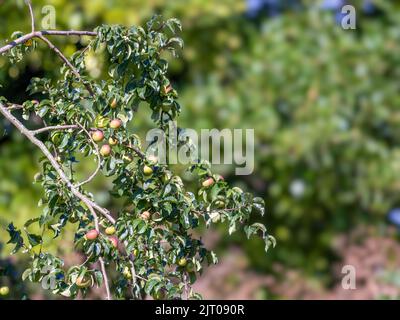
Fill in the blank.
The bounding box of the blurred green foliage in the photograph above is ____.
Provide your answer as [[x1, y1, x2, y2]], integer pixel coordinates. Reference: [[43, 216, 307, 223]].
[[2, 0, 400, 297], [178, 3, 400, 277]]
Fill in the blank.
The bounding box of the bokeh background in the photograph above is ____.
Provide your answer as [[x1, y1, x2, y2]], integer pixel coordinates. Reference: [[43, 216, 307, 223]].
[[2, 0, 400, 299]]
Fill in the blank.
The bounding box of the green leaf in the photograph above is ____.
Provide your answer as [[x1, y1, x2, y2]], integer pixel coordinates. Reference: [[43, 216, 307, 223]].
[[228, 221, 237, 235], [22, 268, 32, 281], [27, 233, 42, 247], [137, 222, 147, 235], [24, 218, 39, 229], [145, 277, 161, 295], [6, 223, 24, 254], [252, 197, 265, 216], [166, 18, 182, 33], [94, 270, 104, 287], [244, 222, 267, 239], [209, 184, 221, 202], [265, 235, 277, 253]]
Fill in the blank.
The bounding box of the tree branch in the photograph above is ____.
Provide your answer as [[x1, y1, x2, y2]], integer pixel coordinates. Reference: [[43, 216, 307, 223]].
[[41, 30, 98, 37], [1, 102, 114, 300], [1, 30, 96, 96], [127, 143, 146, 159], [6, 103, 24, 111], [36, 35, 80, 78], [0, 30, 97, 55], [0, 30, 97, 54]]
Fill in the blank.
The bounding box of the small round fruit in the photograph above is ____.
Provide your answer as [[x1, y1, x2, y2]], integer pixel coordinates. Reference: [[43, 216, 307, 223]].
[[202, 178, 214, 188], [109, 119, 122, 129], [51, 132, 62, 145], [110, 98, 118, 109], [133, 249, 139, 257], [108, 137, 118, 146], [75, 276, 92, 288], [143, 165, 153, 176], [31, 99, 39, 105], [92, 130, 104, 143], [232, 187, 243, 194], [109, 236, 118, 248], [85, 229, 99, 240], [95, 116, 109, 128], [215, 200, 225, 209], [0, 286, 9, 296], [186, 262, 195, 272], [100, 144, 111, 157], [178, 258, 187, 267], [123, 266, 132, 279], [141, 211, 151, 220], [105, 226, 116, 235]]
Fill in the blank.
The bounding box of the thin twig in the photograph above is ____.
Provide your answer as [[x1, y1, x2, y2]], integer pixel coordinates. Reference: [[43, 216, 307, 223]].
[[132, 272, 147, 282], [79, 254, 92, 267], [31, 124, 79, 135], [37, 35, 95, 96], [127, 143, 145, 159], [89, 206, 112, 300], [41, 30, 98, 37], [74, 123, 102, 188], [99, 257, 111, 300], [25, 0, 35, 32]]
